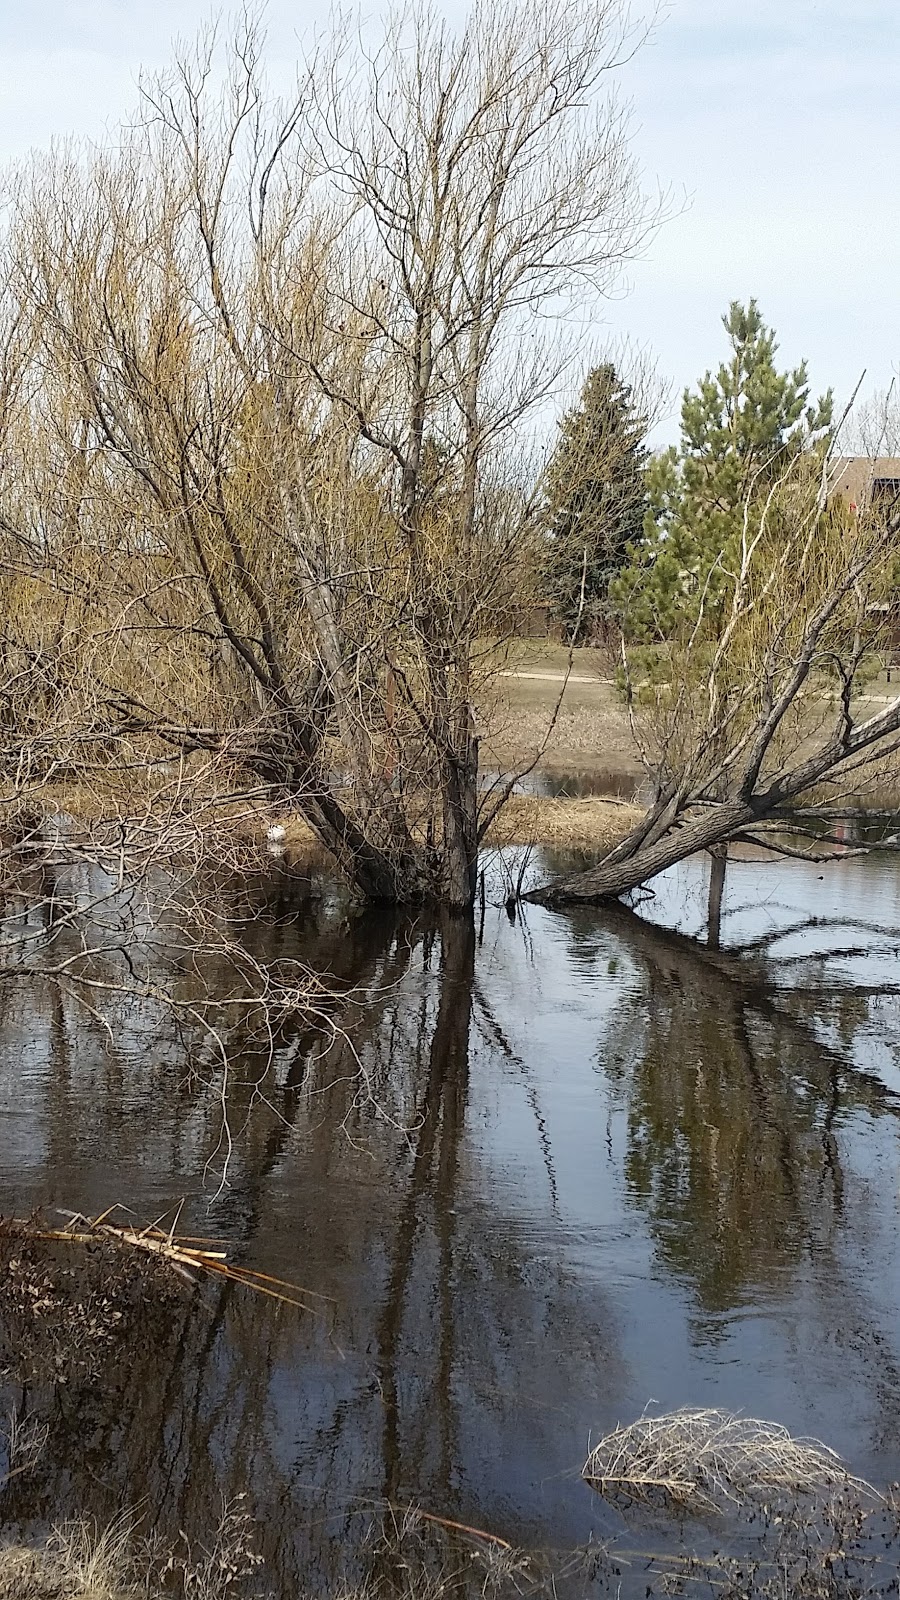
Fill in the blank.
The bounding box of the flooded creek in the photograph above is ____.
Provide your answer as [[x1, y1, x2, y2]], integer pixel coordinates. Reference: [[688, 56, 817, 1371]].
[[2, 844, 900, 1593]]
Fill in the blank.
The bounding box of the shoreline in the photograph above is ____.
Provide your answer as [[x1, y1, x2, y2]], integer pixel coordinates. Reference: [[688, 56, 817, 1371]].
[[268, 792, 645, 856]]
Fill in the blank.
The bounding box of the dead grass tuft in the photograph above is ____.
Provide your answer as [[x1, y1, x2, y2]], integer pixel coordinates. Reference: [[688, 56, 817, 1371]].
[[0, 1499, 265, 1600], [0, 1514, 138, 1599], [583, 1406, 879, 1517]]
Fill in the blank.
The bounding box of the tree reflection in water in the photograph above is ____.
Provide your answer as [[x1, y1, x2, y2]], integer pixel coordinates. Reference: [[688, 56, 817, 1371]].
[[592, 908, 890, 1294], [2, 865, 900, 1591]]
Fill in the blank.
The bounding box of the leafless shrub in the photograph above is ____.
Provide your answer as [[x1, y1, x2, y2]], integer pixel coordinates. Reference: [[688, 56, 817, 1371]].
[[158, 1495, 266, 1600]]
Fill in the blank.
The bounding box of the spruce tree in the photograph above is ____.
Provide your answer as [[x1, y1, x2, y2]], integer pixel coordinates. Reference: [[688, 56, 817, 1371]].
[[542, 363, 649, 639], [614, 301, 833, 641]]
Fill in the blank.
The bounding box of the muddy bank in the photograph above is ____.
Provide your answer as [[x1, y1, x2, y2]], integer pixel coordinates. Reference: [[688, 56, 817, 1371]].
[[0, 1223, 186, 1392]]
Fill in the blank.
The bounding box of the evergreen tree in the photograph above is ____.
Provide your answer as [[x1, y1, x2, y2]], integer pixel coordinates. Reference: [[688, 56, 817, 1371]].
[[541, 363, 649, 638], [614, 301, 833, 640]]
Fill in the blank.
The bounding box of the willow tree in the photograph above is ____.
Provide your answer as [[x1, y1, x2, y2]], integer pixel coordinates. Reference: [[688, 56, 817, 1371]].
[[8, 1, 657, 906]]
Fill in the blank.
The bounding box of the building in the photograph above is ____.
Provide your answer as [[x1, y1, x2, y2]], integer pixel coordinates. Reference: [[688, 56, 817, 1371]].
[[829, 458, 900, 667], [829, 457, 900, 515]]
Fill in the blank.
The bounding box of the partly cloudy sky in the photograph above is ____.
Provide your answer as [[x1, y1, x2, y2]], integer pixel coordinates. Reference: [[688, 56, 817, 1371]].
[[0, 0, 896, 439]]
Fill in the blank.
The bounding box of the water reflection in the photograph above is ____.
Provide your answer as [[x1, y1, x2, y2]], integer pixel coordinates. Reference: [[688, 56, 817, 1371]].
[[2, 855, 900, 1591], [599, 910, 869, 1304]]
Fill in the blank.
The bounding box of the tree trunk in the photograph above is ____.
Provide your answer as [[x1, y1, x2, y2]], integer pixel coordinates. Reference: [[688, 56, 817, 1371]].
[[300, 789, 409, 902], [530, 798, 758, 905], [707, 846, 727, 950], [440, 722, 479, 909]]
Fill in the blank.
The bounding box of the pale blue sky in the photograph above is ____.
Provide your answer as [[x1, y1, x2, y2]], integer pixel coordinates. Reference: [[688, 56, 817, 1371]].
[[606, 0, 900, 434], [0, 0, 896, 438]]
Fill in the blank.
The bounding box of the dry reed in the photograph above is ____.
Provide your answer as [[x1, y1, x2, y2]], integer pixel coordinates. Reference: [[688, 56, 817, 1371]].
[[583, 1407, 879, 1516], [0, 1499, 264, 1600], [0, 1513, 138, 1600], [2, 1207, 329, 1316]]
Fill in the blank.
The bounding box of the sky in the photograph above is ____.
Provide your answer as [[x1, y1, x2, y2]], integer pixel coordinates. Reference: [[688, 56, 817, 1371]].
[[608, 0, 900, 437], [0, 0, 896, 442]]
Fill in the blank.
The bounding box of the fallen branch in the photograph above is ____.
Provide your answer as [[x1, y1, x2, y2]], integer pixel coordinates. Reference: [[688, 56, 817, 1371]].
[[393, 1506, 513, 1551]]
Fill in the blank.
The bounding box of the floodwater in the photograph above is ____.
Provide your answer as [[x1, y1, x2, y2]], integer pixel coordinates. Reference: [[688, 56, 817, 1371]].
[[3, 839, 900, 1593], [529, 769, 648, 801]]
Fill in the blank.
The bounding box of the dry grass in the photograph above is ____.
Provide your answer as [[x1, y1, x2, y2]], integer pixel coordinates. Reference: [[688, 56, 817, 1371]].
[[0, 1500, 265, 1600], [484, 691, 640, 777], [0, 1502, 526, 1600], [583, 1407, 878, 1517], [474, 640, 643, 777], [155, 1497, 265, 1599], [266, 794, 645, 855], [6, 646, 648, 866], [0, 1515, 138, 1599], [16, 776, 645, 861], [501, 641, 613, 676], [482, 794, 642, 849]]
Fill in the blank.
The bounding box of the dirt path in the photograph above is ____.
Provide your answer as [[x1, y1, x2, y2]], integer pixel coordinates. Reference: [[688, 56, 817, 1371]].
[[499, 669, 615, 685]]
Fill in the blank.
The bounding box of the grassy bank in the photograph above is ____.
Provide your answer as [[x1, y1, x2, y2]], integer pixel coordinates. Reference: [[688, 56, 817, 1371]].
[[3, 646, 645, 869], [10, 646, 900, 879], [481, 793, 642, 849], [481, 643, 641, 779], [268, 794, 642, 857]]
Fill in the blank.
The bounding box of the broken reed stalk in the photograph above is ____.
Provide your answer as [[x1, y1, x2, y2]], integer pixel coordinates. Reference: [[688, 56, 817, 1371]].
[[394, 1507, 513, 1551], [1, 1207, 331, 1315], [583, 1407, 880, 1516]]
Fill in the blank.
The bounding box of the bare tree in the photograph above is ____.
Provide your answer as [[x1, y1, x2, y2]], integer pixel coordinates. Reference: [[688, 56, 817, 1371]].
[[534, 448, 900, 904]]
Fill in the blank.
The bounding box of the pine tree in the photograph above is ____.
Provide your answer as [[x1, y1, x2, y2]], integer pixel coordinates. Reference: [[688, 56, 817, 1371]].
[[541, 363, 649, 639], [614, 300, 833, 641]]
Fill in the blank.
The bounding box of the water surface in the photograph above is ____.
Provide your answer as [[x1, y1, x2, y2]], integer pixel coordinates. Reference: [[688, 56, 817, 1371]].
[[2, 845, 900, 1591]]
